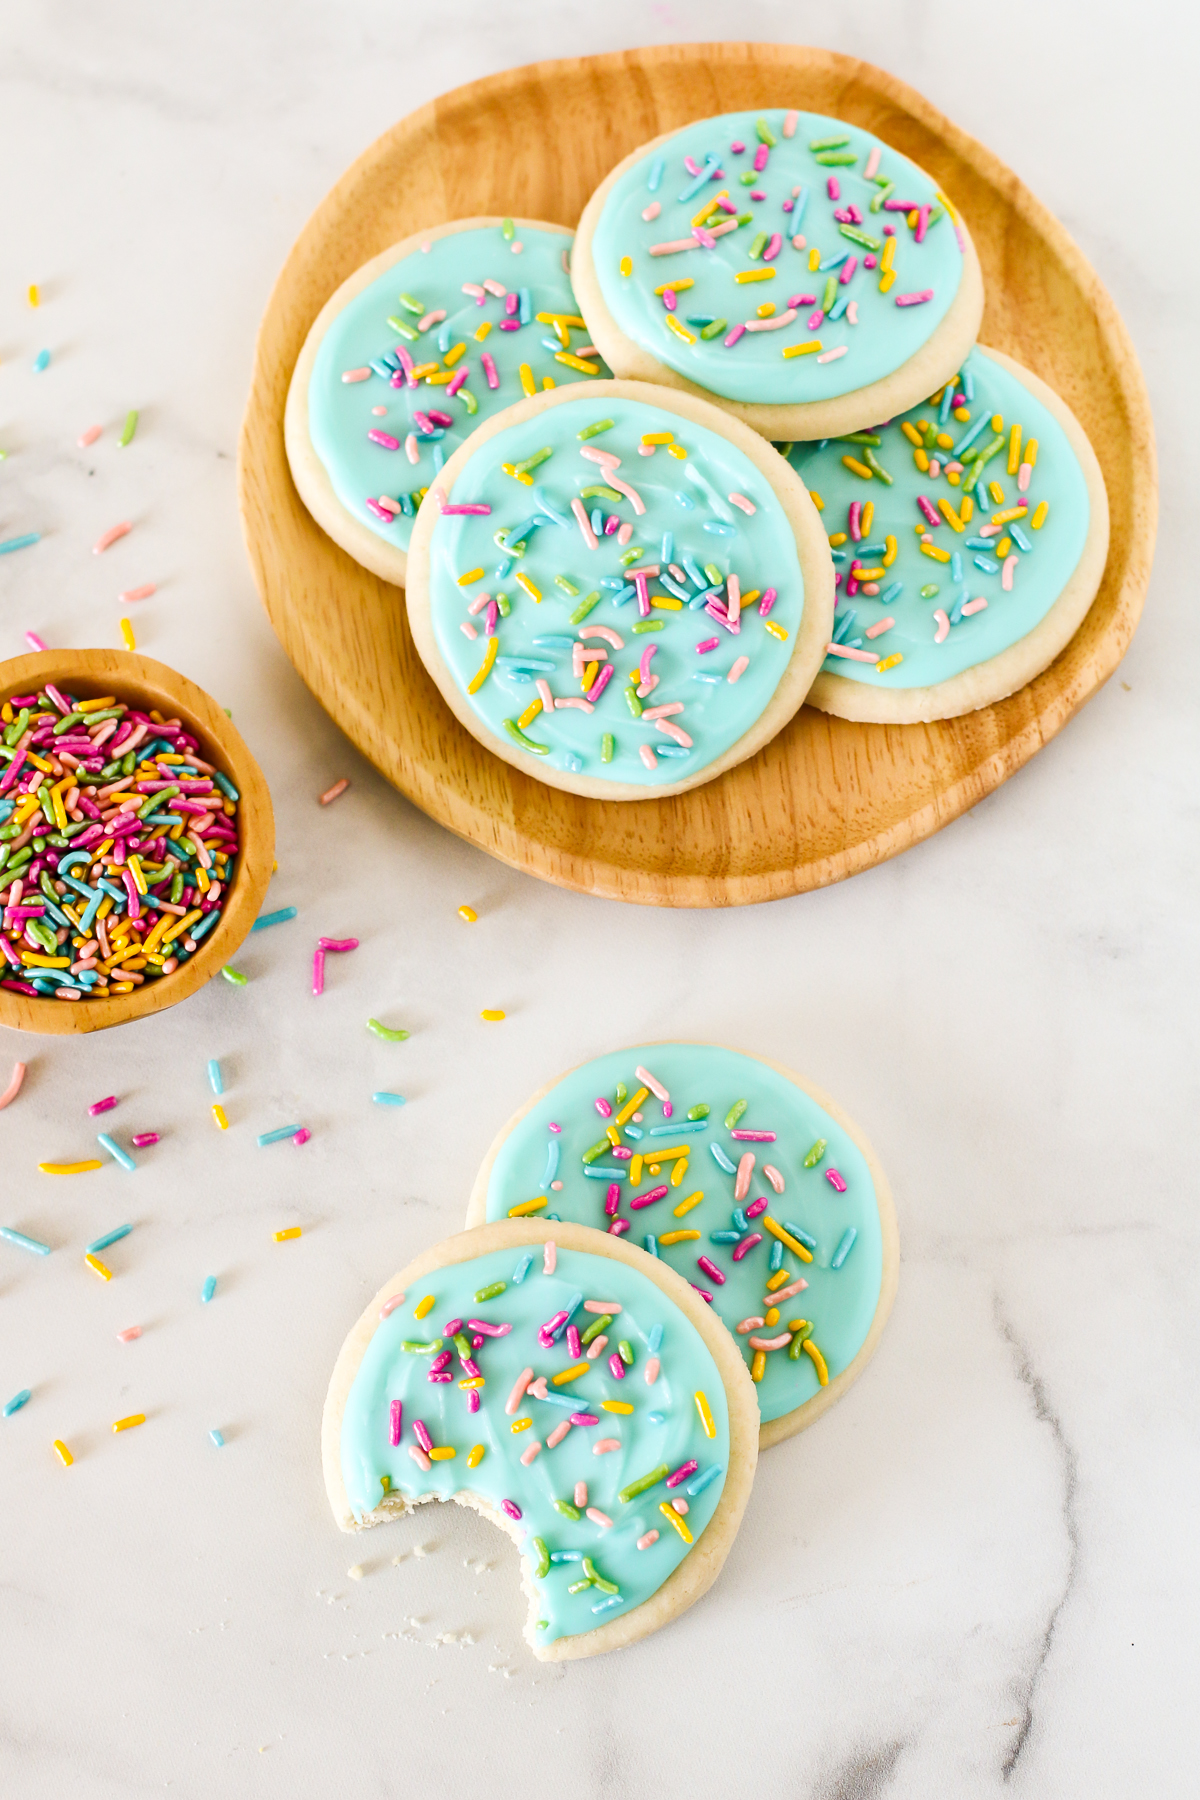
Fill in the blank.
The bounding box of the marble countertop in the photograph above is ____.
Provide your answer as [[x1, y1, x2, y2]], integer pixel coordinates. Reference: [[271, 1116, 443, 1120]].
[[1, 5, 1193, 1796]]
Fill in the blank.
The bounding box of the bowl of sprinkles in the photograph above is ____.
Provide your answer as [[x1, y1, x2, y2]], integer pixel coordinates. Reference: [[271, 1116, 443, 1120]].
[[0, 649, 274, 1034]]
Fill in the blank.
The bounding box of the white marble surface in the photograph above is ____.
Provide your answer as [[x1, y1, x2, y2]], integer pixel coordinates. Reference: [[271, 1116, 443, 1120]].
[[0, 4, 1194, 1795]]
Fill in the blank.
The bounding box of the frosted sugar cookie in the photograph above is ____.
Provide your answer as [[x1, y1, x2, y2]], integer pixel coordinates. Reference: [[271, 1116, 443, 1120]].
[[404, 380, 833, 798], [285, 219, 607, 587], [788, 345, 1110, 722], [466, 1044, 898, 1449], [572, 108, 983, 440], [323, 1220, 757, 1660]]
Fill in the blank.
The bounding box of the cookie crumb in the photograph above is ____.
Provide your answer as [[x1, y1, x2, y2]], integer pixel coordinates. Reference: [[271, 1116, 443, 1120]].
[[348, 1564, 365, 1580]]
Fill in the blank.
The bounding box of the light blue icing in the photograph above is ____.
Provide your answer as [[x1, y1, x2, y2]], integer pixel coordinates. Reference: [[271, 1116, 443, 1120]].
[[788, 346, 1090, 687], [340, 1242, 730, 1646], [590, 109, 963, 404], [425, 394, 805, 786], [307, 225, 607, 555], [479, 1045, 885, 1425]]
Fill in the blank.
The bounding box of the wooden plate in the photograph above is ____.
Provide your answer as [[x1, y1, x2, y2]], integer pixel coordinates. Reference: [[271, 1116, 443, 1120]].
[[239, 42, 1156, 907]]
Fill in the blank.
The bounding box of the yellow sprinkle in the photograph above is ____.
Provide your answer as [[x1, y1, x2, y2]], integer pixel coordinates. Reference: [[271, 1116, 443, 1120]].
[[761, 1215, 814, 1263], [808, 246, 821, 270], [515, 571, 542, 603], [787, 1318, 811, 1333], [750, 1351, 766, 1382], [659, 1501, 693, 1543], [666, 444, 687, 459], [954, 405, 970, 422], [410, 362, 439, 379], [53, 1439, 73, 1466], [694, 1390, 716, 1439], [414, 1295, 436, 1319], [456, 567, 485, 586], [991, 413, 1004, 432], [510, 1418, 533, 1433], [937, 498, 964, 532], [992, 505, 1026, 526], [552, 1362, 589, 1386], [691, 193, 726, 227], [112, 1414, 145, 1433], [664, 315, 696, 344], [1026, 438, 1039, 468], [619, 255, 633, 277], [653, 278, 695, 295], [467, 636, 497, 694], [996, 536, 1012, 558], [28, 283, 40, 307], [443, 342, 466, 367], [883, 534, 898, 566], [647, 1164, 660, 1177], [84, 1253, 112, 1281], [605, 1124, 621, 1148], [556, 352, 600, 374], [480, 1009, 506, 1022], [658, 1229, 701, 1246], [960, 495, 974, 524], [641, 432, 673, 445], [474, 321, 492, 341], [614, 1086, 649, 1127], [669, 1156, 688, 1187], [899, 420, 923, 447], [629, 1154, 644, 1185], [802, 1339, 829, 1385], [875, 653, 903, 673], [734, 268, 775, 284], [650, 598, 682, 615], [467, 1444, 485, 1468], [756, 301, 776, 318], [879, 269, 896, 294], [519, 363, 535, 398], [457, 905, 477, 922], [907, 209, 919, 228], [914, 448, 930, 472], [22, 952, 71, 968], [380, 1476, 390, 1491], [809, 492, 823, 510], [429, 1446, 455, 1460], [920, 541, 951, 563], [517, 699, 543, 728], [766, 1269, 791, 1292], [782, 341, 822, 359], [861, 500, 874, 536], [764, 621, 788, 642], [212, 1104, 229, 1130], [582, 661, 598, 689], [881, 237, 896, 273], [601, 1400, 634, 1414], [672, 1190, 704, 1217], [841, 455, 873, 479], [273, 1226, 302, 1242], [765, 1307, 780, 1327], [1031, 501, 1048, 529], [459, 1377, 485, 1389], [989, 480, 1006, 506]]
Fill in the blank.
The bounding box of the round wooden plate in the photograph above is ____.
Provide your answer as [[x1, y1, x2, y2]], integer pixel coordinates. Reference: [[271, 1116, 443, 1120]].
[[239, 42, 1156, 907]]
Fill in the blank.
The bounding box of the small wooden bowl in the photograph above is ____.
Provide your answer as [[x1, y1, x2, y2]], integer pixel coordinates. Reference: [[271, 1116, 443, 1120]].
[[0, 648, 275, 1036]]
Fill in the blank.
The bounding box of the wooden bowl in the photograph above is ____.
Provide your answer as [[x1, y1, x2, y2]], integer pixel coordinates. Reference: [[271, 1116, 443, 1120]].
[[239, 41, 1156, 907], [0, 648, 275, 1035]]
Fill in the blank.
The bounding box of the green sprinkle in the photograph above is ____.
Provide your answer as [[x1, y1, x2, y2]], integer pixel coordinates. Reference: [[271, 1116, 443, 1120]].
[[736, 212, 754, 226], [474, 1281, 506, 1302], [839, 432, 882, 447], [220, 966, 247, 986], [803, 1138, 827, 1168], [809, 134, 850, 150], [513, 447, 552, 476], [687, 1103, 710, 1120], [495, 592, 510, 616], [386, 316, 419, 340], [582, 1138, 611, 1164], [788, 1324, 813, 1357], [703, 563, 722, 586], [400, 1339, 444, 1354], [822, 276, 837, 314], [624, 688, 643, 719], [554, 1499, 582, 1521], [397, 292, 425, 315], [870, 182, 895, 213], [615, 1083, 627, 1105], [367, 1018, 410, 1042], [814, 150, 858, 166], [578, 484, 623, 502], [460, 387, 479, 415], [756, 117, 777, 146], [617, 1340, 634, 1366], [619, 547, 645, 566], [618, 1463, 668, 1504], [453, 1333, 473, 1359], [862, 447, 893, 485], [532, 1537, 550, 1577], [724, 1099, 748, 1129], [839, 225, 882, 252], [601, 733, 614, 763], [567, 1577, 592, 1593], [632, 620, 663, 634], [118, 410, 139, 448], [577, 418, 614, 440], [570, 591, 601, 623], [919, 583, 940, 598], [501, 218, 515, 240], [554, 574, 581, 596], [923, 421, 939, 448], [748, 232, 767, 260], [699, 318, 728, 340], [738, 170, 757, 187], [581, 1557, 602, 1583], [502, 719, 549, 755], [580, 1313, 612, 1345]]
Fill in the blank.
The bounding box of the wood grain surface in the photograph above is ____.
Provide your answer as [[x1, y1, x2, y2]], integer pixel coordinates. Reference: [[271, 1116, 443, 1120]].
[[238, 41, 1156, 907], [0, 649, 275, 1036]]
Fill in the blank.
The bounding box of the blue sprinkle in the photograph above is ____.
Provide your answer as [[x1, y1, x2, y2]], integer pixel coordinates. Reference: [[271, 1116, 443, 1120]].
[[437, 323, 451, 353], [589, 507, 604, 535], [551, 1549, 584, 1563], [511, 1250, 534, 1284], [562, 753, 583, 773], [828, 294, 849, 322], [832, 608, 858, 644], [372, 1092, 406, 1106], [251, 906, 297, 932], [544, 1212, 561, 1222], [692, 672, 722, 684], [964, 537, 991, 550], [609, 584, 637, 606], [686, 1464, 722, 1497], [643, 1234, 659, 1257], [769, 1236, 784, 1272], [556, 1291, 584, 1334], [495, 657, 556, 672], [4, 1389, 32, 1417], [953, 412, 991, 457], [949, 586, 970, 625], [973, 555, 1000, 574], [879, 581, 903, 605], [792, 188, 809, 227], [818, 250, 849, 272], [97, 1133, 136, 1172], [659, 574, 691, 601], [963, 369, 975, 401], [647, 157, 664, 192], [86, 1223, 133, 1255], [32, 348, 51, 372], [709, 1230, 741, 1244], [599, 576, 627, 588], [781, 1220, 817, 1252], [647, 1323, 663, 1354], [0, 1227, 51, 1256], [518, 288, 532, 325], [582, 1165, 626, 1180], [677, 151, 721, 202], [1011, 523, 1033, 552], [213, 771, 239, 802], [660, 531, 673, 564], [209, 1429, 225, 1448], [831, 1227, 858, 1269], [674, 491, 695, 509], [531, 488, 571, 527], [646, 1411, 666, 1425], [856, 542, 888, 557], [493, 557, 514, 579], [0, 533, 41, 556], [682, 554, 707, 589], [950, 550, 963, 581], [432, 445, 444, 472], [207, 1058, 223, 1096], [731, 1208, 749, 1232], [939, 380, 956, 425], [541, 1138, 560, 1187], [532, 635, 575, 649], [532, 1391, 576, 1410], [654, 745, 689, 758], [623, 1124, 644, 1140], [591, 1594, 625, 1614], [709, 1143, 737, 1174], [688, 586, 721, 610], [257, 1125, 303, 1146], [201, 1275, 217, 1303], [829, 548, 847, 564], [648, 1120, 707, 1136], [540, 335, 562, 353]]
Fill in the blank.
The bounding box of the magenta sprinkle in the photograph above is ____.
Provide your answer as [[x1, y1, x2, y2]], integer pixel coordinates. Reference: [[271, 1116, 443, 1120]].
[[481, 353, 499, 389], [501, 1499, 522, 1521], [839, 255, 857, 286], [467, 1319, 511, 1337], [896, 290, 934, 307], [365, 497, 393, 521], [439, 503, 491, 516], [730, 140, 745, 153], [130, 1132, 159, 1149], [827, 176, 840, 200], [428, 1373, 452, 1383], [724, 323, 746, 348], [807, 308, 825, 331], [429, 1352, 452, 1375], [88, 1096, 118, 1117], [498, 319, 520, 332], [367, 429, 400, 450], [732, 1233, 763, 1262], [695, 637, 720, 654], [662, 288, 677, 312], [611, 1146, 632, 1161], [570, 1413, 599, 1426], [883, 198, 921, 212], [690, 1284, 714, 1304], [587, 663, 615, 704], [629, 1185, 669, 1211], [541, 1310, 568, 1338], [426, 410, 452, 428], [413, 1420, 433, 1453], [696, 1255, 726, 1286], [447, 368, 468, 396], [758, 588, 778, 618], [754, 144, 768, 172], [608, 1219, 630, 1236], [749, 189, 766, 202], [604, 514, 620, 535], [605, 1184, 621, 1217], [665, 1459, 698, 1489], [746, 1196, 768, 1219], [293, 1127, 312, 1147], [461, 1357, 482, 1378], [389, 1400, 403, 1446], [608, 1353, 626, 1380], [566, 1325, 582, 1359], [763, 233, 782, 261], [444, 1317, 464, 1337], [826, 1168, 848, 1193], [549, 1122, 562, 1134], [731, 1129, 776, 1142], [468, 1388, 480, 1413], [594, 1097, 613, 1118], [662, 1101, 673, 1118]]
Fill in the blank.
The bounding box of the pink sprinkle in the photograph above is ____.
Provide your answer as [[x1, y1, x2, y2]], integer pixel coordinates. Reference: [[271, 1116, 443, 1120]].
[[816, 346, 848, 363], [734, 1152, 755, 1201], [546, 1420, 572, 1447], [549, 1122, 561, 1133], [24, 632, 47, 652], [642, 201, 661, 222], [501, 1500, 522, 1521], [827, 176, 840, 201], [1002, 555, 1018, 591], [731, 1128, 776, 1142], [544, 1240, 557, 1275], [724, 323, 746, 348], [693, 637, 720, 656], [840, 256, 858, 286], [767, 1277, 808, 1306], [637, 1530, 659, 1550], [933, 609, 950, 644], [520, 1440, 542, 1467], [634, 1065, 669, 1101], [505, 1368, 534, 1415], [88, 1095, 118, 1117], [865, 617, 895, 640], [638, 744, 657, 771], [389, 1400, 403, 1446], [587, 1507, 614, 1528], [367, 429, 400, 450], [895, 290, 934, 307], [92, 521, 131, 555], [825, 642, 879, 662], [644, 1357, 660, 1386], [593, 1438, 621, 1455], [404, 435, 420, 464], [447, 368, 468, 397], [697, 1255, 726, 1287], [416, 309, 446, 332], [115, 1325, 142, 1343], [77, 424, 103, 446], [409, 1446, 432, 1471], [1018, 462, 1032, 493], [130, 1133, 159, 1149], [481, 353, 499, 389], [763, 233, 782, 262], [725, 655, 749, 684], [783, 110, 799, 138], [826, 1169, 848, 1193], [807, 309, 825, 331], [119, 583, 156, 603], [684, 155, 701, 176], [864, 145, 881, 179], [595, 1097, 613, 1118], [761, 1165, 785, 1195], [460, 621, 477, 639], [962, 597, 988, 617]]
